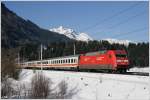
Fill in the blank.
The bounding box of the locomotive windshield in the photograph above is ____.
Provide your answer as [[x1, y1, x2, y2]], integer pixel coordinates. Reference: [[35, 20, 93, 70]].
[[116, 54, 127, 58]]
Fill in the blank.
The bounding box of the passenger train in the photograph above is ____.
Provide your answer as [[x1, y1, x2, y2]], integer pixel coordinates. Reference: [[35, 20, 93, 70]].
[[20, 50, 129, 73]]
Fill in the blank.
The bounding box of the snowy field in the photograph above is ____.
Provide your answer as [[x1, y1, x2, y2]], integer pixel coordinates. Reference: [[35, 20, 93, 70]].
[[10, 67, 149, 100]]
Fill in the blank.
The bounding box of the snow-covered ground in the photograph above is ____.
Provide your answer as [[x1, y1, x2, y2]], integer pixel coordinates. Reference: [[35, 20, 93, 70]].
[[12, 69, 149, 100], [127, 67, 149, 73]]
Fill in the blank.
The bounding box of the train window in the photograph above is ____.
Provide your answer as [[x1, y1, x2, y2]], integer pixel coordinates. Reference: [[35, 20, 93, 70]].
[[66, 59, 68, 63], [71, 59, 73, 63], [61, 60, 62, 64], [68, 59, 70, 63]]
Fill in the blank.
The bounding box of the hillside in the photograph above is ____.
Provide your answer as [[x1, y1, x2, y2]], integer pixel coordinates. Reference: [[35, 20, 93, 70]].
[[1, 3, 72, 48]]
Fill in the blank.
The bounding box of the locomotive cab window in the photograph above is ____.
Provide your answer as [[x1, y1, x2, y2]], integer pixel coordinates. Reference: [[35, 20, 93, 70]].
[[116, 54, 127, 58]]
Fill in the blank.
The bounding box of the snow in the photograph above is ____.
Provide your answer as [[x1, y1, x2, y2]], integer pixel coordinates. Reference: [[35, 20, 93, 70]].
[[103, 38, 135, 46], [8, 69, 149, 100], [50, 26, 93, 42], [76, 33, 93, 41], [128, 67, 149, 73]]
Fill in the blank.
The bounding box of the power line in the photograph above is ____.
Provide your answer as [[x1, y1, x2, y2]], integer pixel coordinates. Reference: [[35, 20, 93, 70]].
[[81, 2, 141, 32], [107, 11, 146, 29], [111, 27, 148, 38], [97, 10, 146, 34]]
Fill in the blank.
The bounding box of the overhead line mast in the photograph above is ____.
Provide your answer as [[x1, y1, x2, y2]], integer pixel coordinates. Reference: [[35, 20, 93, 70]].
[[41, 44, 43, 71]]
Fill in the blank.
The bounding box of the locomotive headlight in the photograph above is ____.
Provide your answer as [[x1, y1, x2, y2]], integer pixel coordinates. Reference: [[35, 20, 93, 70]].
[[117, 60, 122, 62], [124, 60, 128, 62]]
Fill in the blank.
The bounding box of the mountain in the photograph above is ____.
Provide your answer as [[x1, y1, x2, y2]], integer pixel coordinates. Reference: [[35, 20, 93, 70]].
[[50, 26, 93, 42], [103, 38, 134, 46], [1, 3, 71, 48]]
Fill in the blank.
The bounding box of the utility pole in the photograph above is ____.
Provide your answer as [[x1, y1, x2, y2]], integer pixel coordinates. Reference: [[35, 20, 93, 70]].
[[74, 43, 76, 55], [18, 52, 20, 67], [41, 44, 43, 71]]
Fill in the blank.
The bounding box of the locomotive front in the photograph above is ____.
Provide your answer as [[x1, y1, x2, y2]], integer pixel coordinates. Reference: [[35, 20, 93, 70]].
[[114, 50, 129, 72]]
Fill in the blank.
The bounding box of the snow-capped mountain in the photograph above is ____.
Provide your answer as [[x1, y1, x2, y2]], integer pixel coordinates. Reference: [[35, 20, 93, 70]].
[[49, 26, 93, 42], [103, 38, 134, 46]]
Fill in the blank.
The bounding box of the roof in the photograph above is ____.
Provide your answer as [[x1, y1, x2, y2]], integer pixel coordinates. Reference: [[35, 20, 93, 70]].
[[26, 54, 79, 62]]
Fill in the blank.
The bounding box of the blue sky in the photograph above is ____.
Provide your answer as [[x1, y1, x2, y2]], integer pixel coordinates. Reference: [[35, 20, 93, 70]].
[[3, 1, 149, 42]]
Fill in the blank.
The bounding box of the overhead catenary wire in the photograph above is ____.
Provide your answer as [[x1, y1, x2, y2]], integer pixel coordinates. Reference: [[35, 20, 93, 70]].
[[81, 2, 142, 32], [96, 10, 147, 34], [104, 11, 146, 31], [111, 27, 148, 39]]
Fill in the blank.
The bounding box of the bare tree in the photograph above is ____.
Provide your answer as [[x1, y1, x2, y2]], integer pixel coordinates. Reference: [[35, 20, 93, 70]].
[[1, 77, 14, 98], [1, 48, 20, 81], [56, 80, 80, 99], [57, 80, 68, 99], [30, 72, 52, 99]]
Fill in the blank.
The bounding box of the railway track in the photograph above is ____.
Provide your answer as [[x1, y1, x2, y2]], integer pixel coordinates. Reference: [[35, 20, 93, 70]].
[[124, 72, 149, 76], [22, 68, 149, 76], [54, 69, 149, 76]]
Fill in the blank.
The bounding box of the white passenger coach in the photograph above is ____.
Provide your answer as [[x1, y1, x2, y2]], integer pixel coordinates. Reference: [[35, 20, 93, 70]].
[[21, 55, 79, 69]]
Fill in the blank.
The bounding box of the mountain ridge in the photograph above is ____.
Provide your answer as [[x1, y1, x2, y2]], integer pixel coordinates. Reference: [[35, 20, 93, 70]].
[[1, 3, 72, 48], [50, 26, 93, 42]]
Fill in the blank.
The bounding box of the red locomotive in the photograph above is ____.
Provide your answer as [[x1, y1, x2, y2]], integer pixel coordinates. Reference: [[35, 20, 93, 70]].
[[21, 50, 129, 73], [79, 50, 129, 73]]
